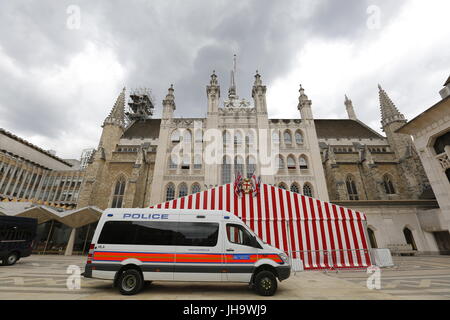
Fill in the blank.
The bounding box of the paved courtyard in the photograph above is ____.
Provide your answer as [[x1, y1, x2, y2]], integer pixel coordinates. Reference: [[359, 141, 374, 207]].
[[0, 255, 449, 300]]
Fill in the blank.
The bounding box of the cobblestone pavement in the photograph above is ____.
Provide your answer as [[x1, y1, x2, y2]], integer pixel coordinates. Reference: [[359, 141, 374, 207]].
[[326, 256, 450, 299], [0, 255, 449, 299]]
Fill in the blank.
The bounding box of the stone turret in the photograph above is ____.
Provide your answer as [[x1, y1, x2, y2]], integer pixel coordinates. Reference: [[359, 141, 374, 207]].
[[162, 84, 176, 120], [99, 88, 127, 159], [379, 84, 406, 128], [378, 84, 430, 198], [206, 71, 220, 114], [378, 84, 409, 159], [298, 85, 313, 120], [103, 87, 126, 128], [345, 94, 358, 120], [252, 70, 267, 113]]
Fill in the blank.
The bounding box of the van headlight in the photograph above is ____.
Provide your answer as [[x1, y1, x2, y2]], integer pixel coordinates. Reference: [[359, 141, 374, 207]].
[[278, 253, 289, 265]]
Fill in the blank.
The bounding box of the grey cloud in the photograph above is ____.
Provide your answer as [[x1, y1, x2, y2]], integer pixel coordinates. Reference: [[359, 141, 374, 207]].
[[0, 0, 445, 159]]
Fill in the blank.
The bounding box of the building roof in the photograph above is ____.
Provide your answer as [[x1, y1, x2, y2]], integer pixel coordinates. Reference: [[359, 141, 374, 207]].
[[444, 75, 450, 86], [314, 119, 385, 139], [397, 94, 450, 135], [122, 119, 161, 139], [0, 128, 73, 167], [121, 118, 384, 140]]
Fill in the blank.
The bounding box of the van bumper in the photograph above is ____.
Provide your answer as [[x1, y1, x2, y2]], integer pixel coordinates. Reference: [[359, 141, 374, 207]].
[[277, 265, 291, 281]]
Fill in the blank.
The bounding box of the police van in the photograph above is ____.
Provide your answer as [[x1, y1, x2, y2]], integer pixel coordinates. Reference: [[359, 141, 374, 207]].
[[83, 208, 292, 296]]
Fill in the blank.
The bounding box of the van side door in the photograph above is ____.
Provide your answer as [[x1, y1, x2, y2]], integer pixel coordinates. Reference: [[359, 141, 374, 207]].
[[223, 223, 260, 283], [95, 219, 177, 281], [173, 214, 223, 282]]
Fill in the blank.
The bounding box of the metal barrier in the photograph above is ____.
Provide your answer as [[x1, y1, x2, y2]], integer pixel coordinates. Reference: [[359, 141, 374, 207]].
[[286, 249, 372, 271]]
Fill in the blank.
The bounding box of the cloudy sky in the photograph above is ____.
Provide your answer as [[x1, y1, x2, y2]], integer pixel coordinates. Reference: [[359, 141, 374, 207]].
[[0, 0, 449, 159]]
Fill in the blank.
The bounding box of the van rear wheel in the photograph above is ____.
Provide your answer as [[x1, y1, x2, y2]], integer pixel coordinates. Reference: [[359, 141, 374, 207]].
[[118, 269, 144, 295], [254, 271, 277, 296]]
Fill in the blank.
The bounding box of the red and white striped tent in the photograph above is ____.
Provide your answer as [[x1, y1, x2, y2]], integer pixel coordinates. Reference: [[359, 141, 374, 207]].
[[151, 183, 372, 270]]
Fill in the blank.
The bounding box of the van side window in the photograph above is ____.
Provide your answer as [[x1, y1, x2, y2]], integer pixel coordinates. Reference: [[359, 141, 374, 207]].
[[176, 222, 219, 247], [98, 221, 138, 245], [135, 222, 178, 246], [98, 221, 219, 247], [226, 224, 254, 247]]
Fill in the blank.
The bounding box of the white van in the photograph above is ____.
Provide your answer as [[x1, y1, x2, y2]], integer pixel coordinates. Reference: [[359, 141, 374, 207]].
[[83, 208, 292, 296]]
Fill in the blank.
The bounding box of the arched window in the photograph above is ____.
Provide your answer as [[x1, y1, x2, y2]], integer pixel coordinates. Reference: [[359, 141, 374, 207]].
[[246, 156, 256, 178], [284, 131, 292, 145], [181, 154, 190, 170], [299, 156, 308, 169], [277, 155, 285, 170], [246, 131, 254, 147], [346, 175, 359, 200], [168, 155, 178, 170], [234, 131, 243, 146], [403, 227, 417, 250], [383, 174, 396, 194], [178, 183, 188, 198], [272, 131, 280, 144], [165, 183, 175, 201], [170, 130, 180, 142], [223, 131, 232, 152], [368, 228, 377, 248], [433, 131, 450, 155], [221, 156, 232, 184], [182, 130, 192, 144], [111, 176, 126, 208], [194, 130, 203, 142], [279, 183, 287, 190], [223, 131, 232, 145], [290, 183, 300, 193], [295, 131, 304, 144], [234, 156, 244, 177], [194, 154, 202, 169], [303, 183, 313, 197], [191, 183, 201, 194], [287, 156, 296, 169]]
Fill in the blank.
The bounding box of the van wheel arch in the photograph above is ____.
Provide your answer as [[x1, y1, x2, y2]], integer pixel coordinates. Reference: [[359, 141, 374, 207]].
[[113, 264, 143, 288], [251, 264, 278, 284]]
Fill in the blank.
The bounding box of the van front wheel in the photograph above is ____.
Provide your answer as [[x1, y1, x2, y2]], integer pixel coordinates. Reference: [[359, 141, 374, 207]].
[[254, 271, 277, 296], [3, 252, 19, 266], [118, 269, 144, 295]]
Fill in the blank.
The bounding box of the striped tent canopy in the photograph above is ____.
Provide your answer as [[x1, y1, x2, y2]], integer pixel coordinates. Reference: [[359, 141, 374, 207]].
[[151, 183, 372, 270]]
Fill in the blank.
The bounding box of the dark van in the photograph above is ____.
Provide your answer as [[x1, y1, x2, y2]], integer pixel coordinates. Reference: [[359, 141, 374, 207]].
[[0, 216, 37, 266]]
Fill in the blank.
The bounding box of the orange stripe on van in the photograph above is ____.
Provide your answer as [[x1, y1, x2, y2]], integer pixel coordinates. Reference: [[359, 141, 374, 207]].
[[93, 251, 283, 264]]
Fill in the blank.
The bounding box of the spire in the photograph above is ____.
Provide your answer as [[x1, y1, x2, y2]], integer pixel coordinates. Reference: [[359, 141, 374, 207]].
[[378, 84, 405, 127], [344, 94, 358, 120], [103, 87, 126, 128], [228, 54, 237, 99]]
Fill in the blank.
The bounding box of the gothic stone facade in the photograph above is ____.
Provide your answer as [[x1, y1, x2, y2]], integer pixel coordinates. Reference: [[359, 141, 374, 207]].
[[76, 72, 444, 254]]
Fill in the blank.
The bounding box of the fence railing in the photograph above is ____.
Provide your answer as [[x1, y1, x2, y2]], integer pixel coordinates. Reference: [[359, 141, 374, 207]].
[[286, 249, 372, 270]]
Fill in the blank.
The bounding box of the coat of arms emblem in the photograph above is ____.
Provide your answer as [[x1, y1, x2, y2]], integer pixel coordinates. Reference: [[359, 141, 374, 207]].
[[233, 173, 261, 197]]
